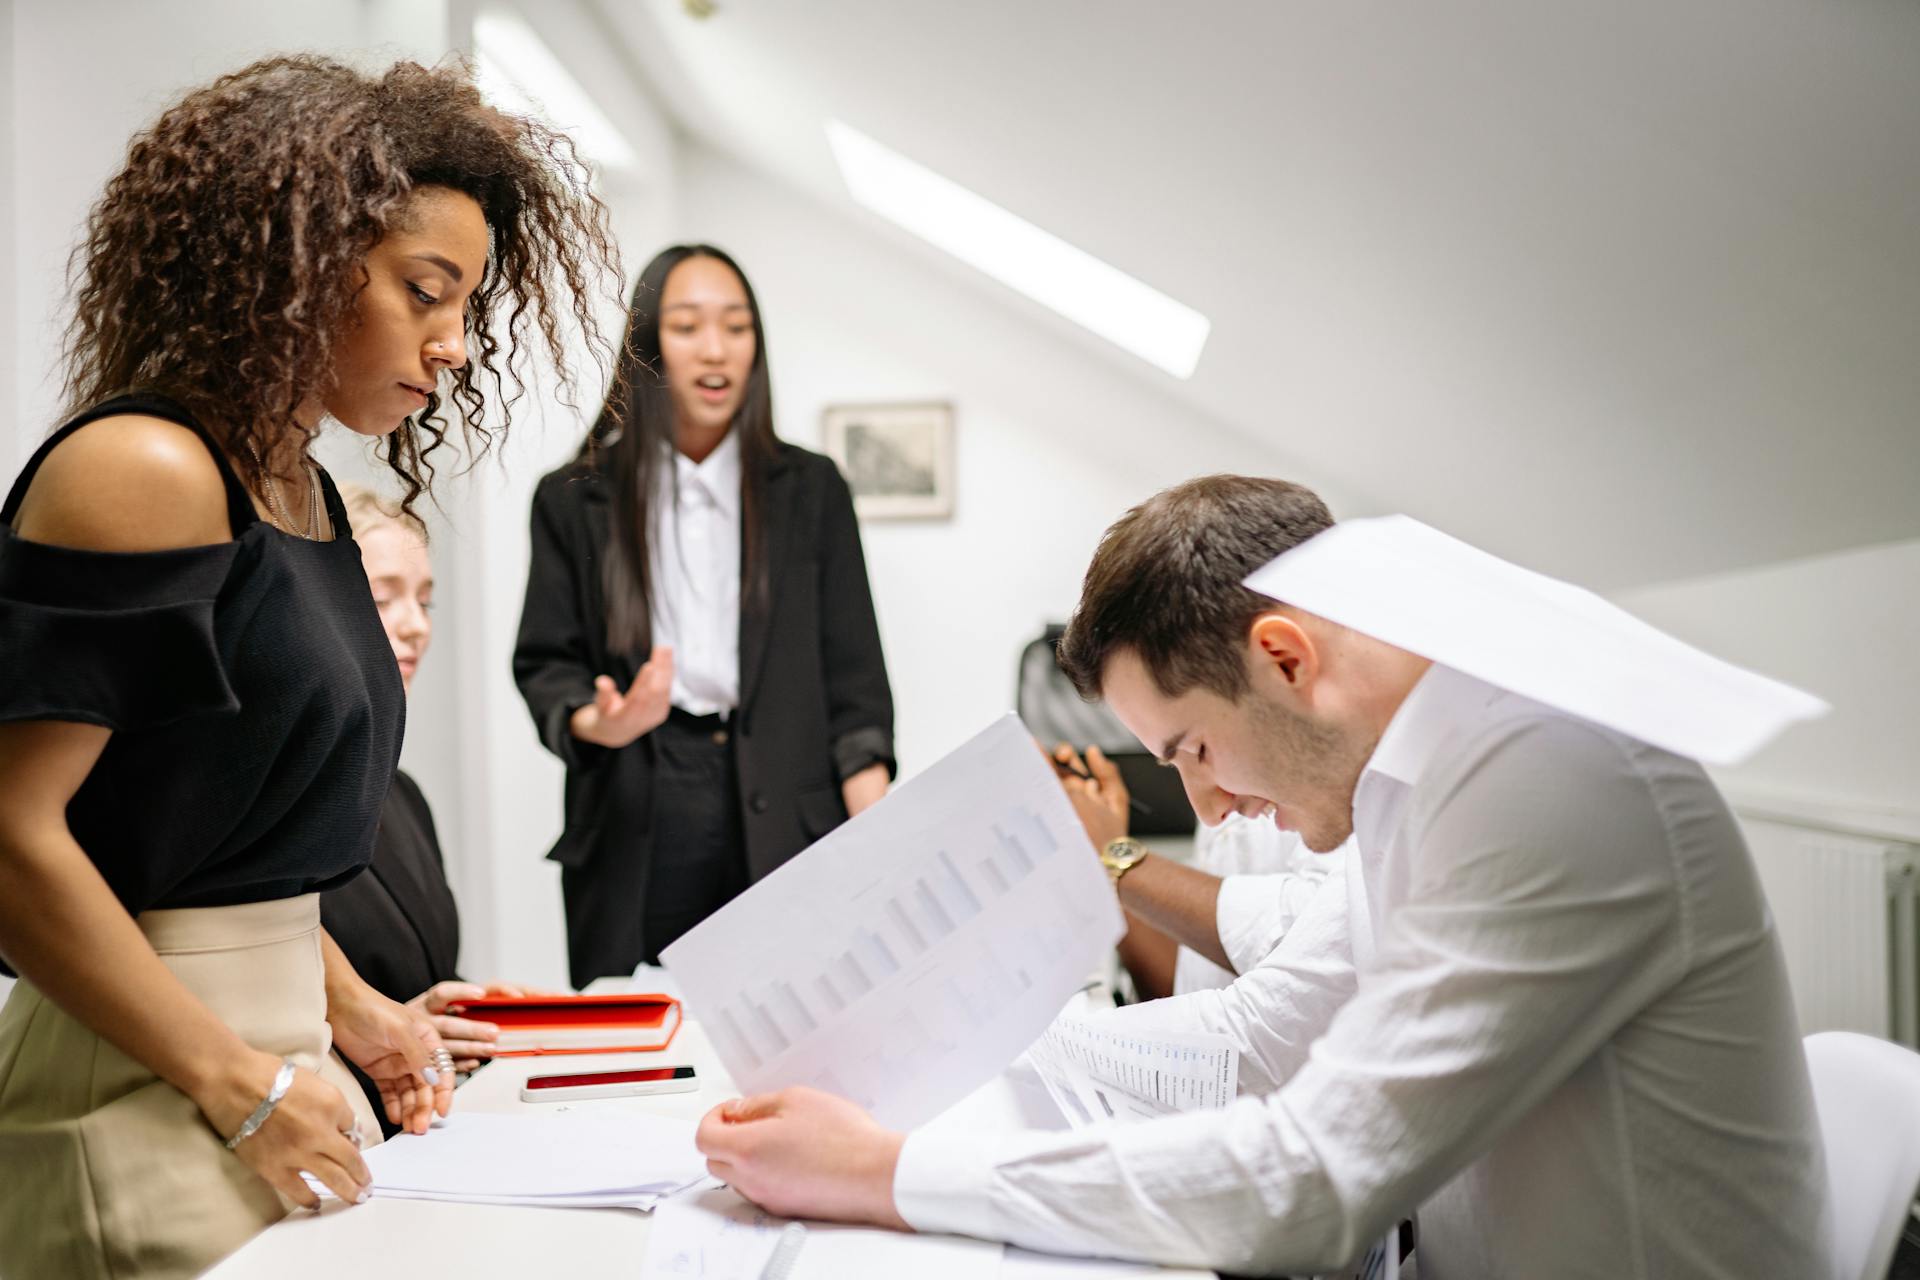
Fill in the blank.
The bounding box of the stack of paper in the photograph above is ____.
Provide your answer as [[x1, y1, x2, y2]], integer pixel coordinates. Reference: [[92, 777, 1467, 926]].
[[321, 1111, 710, 1210]]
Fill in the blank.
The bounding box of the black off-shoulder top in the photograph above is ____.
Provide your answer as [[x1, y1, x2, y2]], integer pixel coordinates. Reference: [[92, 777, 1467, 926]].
[[0, 394, 403, 973]]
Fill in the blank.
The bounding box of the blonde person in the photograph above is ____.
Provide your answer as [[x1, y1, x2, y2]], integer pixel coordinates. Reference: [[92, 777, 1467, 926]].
[[322, 486, 544, 1125], [0, 57, 619, 1278]]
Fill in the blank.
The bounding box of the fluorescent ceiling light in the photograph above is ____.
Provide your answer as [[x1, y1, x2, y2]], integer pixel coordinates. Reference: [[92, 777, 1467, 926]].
[[826, 119, 1210, 379], [474, 11, 637, 172]]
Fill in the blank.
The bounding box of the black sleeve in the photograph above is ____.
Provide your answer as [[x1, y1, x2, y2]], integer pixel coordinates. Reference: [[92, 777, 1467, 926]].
[[0, 534, 242, 731], [813, 459, 896, 781], [512, 476, 606, 772]]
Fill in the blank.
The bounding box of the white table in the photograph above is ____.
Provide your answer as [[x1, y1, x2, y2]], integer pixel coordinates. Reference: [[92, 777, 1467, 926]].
[[207, 1018, 1216, 1278]]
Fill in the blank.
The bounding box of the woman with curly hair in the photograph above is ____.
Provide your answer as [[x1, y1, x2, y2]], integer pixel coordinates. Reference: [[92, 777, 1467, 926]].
[[0, 55, 620, 1278]]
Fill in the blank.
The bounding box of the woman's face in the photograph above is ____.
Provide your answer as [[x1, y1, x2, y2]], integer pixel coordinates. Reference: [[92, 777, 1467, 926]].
[[325, 186, 490, 438], [656, 255, 757, 450], [359, 523, 433, 693]]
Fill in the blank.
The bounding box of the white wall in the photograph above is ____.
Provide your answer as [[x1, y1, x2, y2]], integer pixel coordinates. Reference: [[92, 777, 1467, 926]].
[[674, 146, 1356, 775], [1614, 538, 1920, 825]]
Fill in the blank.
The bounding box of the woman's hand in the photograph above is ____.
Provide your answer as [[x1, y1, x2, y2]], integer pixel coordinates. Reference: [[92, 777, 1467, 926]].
[[407, 980, 500, 1072], [199, 1050, 372, 1209], [406, 979, 555, 1071], [841, 762, 889, 818], [569, 646, 674, 748], [328, 978, 453, 1136]]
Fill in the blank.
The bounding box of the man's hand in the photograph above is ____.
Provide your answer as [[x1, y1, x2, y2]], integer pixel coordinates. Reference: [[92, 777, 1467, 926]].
[[1051, 742, 1129, 852], [569, 646, 675, 748], [696, 1087, 909, 1229]]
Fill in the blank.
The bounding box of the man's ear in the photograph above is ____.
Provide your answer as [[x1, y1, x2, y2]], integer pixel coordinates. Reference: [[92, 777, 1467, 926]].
[[1248, 611, 1317, 687]]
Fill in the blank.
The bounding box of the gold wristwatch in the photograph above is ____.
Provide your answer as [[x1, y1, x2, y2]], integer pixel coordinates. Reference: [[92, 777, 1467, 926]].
[[1100, 837, 1149, 884]]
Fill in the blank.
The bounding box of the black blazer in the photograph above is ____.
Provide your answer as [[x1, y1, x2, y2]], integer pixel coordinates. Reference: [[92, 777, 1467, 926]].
[[513, 441, 894, 985], [321, 770, 461, 1005]]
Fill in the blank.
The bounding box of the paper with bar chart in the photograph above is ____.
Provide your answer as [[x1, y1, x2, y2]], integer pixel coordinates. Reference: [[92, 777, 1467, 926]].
[[660, 713, 1125, 1128]]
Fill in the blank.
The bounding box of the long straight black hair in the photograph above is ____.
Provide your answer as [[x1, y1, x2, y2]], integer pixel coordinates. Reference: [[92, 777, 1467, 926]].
[[584, 244, 779, 656]]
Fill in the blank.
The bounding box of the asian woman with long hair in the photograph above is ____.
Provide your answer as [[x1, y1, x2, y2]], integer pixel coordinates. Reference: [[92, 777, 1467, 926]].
[[514, 244, 895, 988]]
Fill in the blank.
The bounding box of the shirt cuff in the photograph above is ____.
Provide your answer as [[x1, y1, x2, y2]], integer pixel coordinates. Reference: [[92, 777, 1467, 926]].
[[1215, 873, 1291, 974], [891, 1127, 1002, 1241]]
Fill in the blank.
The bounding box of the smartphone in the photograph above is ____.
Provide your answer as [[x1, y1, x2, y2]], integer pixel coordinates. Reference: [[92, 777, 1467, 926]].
[[519, 1064, 699, 1102]]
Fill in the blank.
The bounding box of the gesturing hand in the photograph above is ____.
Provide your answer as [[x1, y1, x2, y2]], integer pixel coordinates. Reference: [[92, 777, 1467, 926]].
[[696, 1086, 908, 1229], [570, 645, 675, 749]]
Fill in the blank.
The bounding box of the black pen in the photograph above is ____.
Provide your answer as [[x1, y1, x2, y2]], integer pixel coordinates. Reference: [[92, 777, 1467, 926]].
[[1049, 752, 1154, 818]]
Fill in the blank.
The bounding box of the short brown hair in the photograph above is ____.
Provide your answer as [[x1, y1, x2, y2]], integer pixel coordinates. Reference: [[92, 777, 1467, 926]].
[[1057, 475, 1334, 701]]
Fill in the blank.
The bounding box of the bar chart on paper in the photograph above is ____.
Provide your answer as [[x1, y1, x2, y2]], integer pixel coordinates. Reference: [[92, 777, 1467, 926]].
[[662, 714, 1125, 1128]]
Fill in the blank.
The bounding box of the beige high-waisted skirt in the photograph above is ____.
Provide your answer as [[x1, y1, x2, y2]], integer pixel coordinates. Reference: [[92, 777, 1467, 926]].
[[0, 894, 380, 1280]]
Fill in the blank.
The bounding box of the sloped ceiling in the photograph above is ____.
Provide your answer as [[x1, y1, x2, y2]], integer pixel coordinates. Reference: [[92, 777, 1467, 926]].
[[586, 0, 1920, 590]]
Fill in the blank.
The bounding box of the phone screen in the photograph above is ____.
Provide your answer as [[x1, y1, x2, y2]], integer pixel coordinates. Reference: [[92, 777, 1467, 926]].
[[525, 1065, 698, 1090]]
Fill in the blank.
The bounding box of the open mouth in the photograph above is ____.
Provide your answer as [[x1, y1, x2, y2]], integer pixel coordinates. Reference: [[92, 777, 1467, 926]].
[[694, 374, 732, 403]]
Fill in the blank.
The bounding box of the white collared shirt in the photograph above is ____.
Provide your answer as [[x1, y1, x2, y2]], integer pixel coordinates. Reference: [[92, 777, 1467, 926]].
[[648, 431, 742, 716], [1172, 818, 1342, 995], [895, 665, 1832, 1278]]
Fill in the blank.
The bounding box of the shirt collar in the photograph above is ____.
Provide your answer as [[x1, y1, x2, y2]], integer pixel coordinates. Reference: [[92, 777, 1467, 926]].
[[669, 428, 743, 518], [1361, 663, 1503, 789]]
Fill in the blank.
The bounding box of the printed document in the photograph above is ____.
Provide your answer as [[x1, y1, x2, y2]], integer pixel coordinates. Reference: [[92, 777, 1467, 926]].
[[662, 714, 1125, 1127], [1026, 1017, 1238, 1128]]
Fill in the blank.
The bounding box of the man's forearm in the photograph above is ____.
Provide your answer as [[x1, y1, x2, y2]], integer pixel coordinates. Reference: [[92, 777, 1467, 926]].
[[1114, 855, 1231, 972]]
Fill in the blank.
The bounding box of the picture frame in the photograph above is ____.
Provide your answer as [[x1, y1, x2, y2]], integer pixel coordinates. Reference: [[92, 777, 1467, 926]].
[[821, 401, 956, 520]]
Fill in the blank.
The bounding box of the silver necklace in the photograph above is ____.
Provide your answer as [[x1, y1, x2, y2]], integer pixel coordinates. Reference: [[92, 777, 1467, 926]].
[[245, 440, 324, 539]]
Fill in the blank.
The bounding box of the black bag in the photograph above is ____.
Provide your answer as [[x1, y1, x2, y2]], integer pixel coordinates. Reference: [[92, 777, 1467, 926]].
[[1015, 625, 1196, 837]]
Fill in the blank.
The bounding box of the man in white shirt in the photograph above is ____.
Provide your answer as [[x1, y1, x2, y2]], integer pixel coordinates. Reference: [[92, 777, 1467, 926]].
[[696, 476, 1831, 1278]]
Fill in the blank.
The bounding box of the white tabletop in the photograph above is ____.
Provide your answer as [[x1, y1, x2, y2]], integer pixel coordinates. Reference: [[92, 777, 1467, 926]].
[[207, 1017, 1215, 1278]]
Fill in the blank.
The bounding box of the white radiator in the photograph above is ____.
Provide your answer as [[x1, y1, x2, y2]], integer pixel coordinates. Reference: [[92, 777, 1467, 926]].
[[1738, 806, 1920, 1049]]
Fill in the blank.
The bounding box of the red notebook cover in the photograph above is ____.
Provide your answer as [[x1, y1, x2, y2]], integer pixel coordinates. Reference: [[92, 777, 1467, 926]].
[[445, 993, 683, 1057]]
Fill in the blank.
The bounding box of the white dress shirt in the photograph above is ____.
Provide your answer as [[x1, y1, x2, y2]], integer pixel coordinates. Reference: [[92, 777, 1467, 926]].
[[1174, 819, 1344, 995], [895, 665, 1831, 1278], [648, 431, 742, 716]]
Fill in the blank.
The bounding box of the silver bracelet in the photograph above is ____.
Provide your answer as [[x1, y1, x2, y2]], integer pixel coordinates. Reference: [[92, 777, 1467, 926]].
[[224, 1059, 298, 1151]]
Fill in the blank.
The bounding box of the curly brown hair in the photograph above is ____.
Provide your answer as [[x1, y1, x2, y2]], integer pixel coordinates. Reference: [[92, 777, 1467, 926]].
[[60, 54, 624, 515]]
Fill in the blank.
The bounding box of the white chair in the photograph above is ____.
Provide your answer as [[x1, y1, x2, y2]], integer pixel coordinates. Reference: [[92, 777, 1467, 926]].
[[1805, 1030, 1920, 1280]]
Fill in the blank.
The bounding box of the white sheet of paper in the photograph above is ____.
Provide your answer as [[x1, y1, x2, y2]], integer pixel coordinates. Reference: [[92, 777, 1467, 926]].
[[358, 1111, 707, 1202], [644, 1184, 1000, 1279], [661, 713, 1125, 1128], [1243, 515, 1827, 766], [1026, 1017, 1238, 1128]]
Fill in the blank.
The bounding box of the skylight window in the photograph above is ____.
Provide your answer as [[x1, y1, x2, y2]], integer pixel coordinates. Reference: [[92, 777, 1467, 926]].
[[826, 119, 1210, 379], [474, 11, 637, 173]]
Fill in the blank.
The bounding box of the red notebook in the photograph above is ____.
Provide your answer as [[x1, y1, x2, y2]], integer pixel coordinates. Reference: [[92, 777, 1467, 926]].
[[445, 994, 683, 1057]]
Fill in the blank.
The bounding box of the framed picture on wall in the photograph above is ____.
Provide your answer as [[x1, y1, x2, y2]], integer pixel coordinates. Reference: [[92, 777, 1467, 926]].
[[821, 401, 955, 520]]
